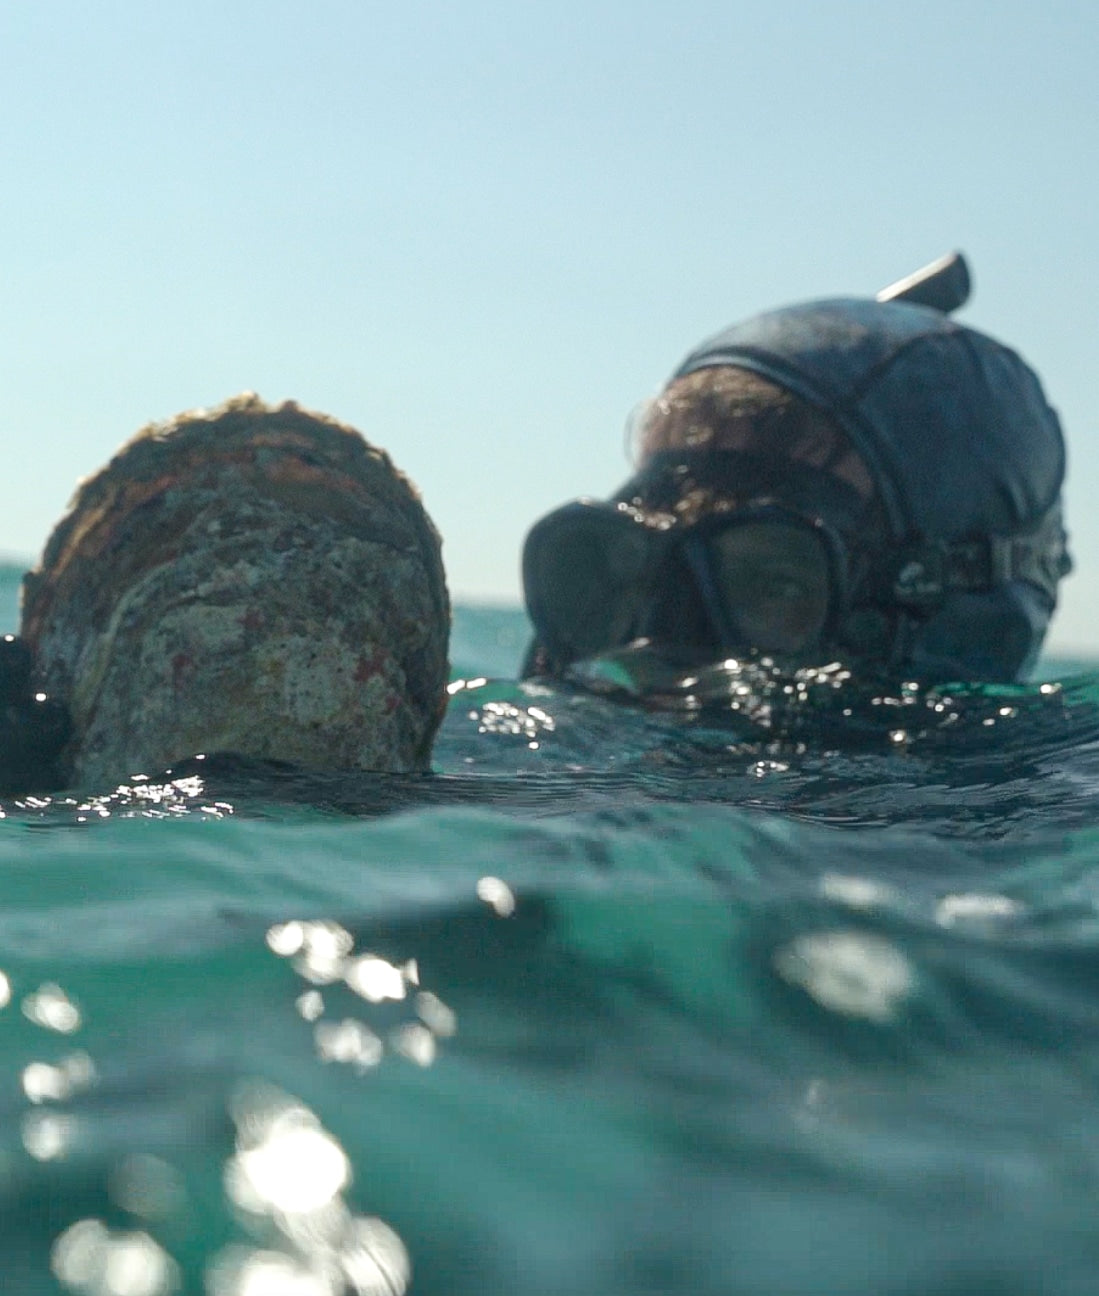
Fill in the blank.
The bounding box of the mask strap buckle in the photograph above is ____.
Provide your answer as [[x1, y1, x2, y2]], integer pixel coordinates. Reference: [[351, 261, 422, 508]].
[[887, 506, 1071, 613], [890, 544, 946, 607]]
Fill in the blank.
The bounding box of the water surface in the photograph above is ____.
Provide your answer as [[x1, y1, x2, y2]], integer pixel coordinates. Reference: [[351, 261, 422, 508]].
[[2, 564, 1098, 1295]]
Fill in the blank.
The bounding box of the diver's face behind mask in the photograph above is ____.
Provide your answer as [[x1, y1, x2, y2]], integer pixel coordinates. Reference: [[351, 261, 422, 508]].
[[523, 497, 843, 667], [523, 365, 891, 673]]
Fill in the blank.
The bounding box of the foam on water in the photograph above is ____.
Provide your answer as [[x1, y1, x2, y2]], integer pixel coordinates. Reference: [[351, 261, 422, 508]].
[[3, 563, 1099, 1293]]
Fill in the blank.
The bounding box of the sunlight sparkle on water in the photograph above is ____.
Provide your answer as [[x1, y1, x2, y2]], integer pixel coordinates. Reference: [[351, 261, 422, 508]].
[[266, 922, 306, 957], [314, 1019, 384, 1071], [390, 1023, 437, 1067], [476, 876, 515, 917], [820, 874, 897, 911], [219, 1087, 410, 1295], [476, 700, 552, 742], [936, 893, 1023, 926], [23, 1110, 76, 1160], [22, 1051, 96, 1103], [748, 759, 789, 778], [339, 1216, 412, 1295], [270, 921, 451, 1071], [23, 982, 82, 1033], [774, 931, 914, 1022], [447, 676, 487, 695], [294, 923, 355, 984], [415, 991, 457, 1037], [51, 1219, 178, 1296], [267, 921, 357, 984], [297, 990, 325, 1021], [344, 955, 407, 1003], [207, 1248, 336, 1296], [227, 1104, 350, 1218]]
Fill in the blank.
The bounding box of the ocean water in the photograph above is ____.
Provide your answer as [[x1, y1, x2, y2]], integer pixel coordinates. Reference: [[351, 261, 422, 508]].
[[2, 559, 1099, 1294]]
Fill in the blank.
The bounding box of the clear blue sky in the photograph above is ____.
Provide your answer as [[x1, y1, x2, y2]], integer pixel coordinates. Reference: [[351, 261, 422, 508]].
[[1, 1, 1096, 650]]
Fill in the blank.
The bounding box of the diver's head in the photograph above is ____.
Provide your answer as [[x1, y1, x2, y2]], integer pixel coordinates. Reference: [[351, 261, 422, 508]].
[[523, 256, 1071, 683], [21, 395, 450, 785]]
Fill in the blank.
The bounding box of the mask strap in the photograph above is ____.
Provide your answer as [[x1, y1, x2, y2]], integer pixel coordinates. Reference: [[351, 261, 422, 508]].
[[882, 505, 1070, 610]]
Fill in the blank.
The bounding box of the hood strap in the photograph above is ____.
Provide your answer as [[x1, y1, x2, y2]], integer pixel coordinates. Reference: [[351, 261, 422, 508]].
[[882, 506, 1071, 609]]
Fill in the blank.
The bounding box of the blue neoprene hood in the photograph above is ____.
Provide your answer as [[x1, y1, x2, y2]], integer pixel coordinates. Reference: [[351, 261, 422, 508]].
[[670, 298, 1069, 681]]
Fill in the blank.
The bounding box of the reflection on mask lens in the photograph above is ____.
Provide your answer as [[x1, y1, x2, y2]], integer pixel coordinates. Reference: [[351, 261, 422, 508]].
[[704, 521, 831, 653], [525, 503, 836, 667], [523, 505, 654, 663]]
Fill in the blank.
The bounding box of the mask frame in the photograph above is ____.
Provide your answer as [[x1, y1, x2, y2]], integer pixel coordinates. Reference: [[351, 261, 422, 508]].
[[523, 498, 853, 667]]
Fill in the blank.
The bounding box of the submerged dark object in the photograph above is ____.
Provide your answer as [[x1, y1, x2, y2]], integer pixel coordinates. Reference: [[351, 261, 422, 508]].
[[0, 634, 70, 793], [21, 395, 450, 786]]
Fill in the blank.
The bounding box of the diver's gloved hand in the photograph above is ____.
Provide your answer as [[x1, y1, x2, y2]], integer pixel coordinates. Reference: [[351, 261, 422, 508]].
[[0, 635, 71, 794]]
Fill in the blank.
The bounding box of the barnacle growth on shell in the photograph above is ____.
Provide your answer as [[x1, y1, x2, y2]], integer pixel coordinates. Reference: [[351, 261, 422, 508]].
[[21, 395, 450, 785]]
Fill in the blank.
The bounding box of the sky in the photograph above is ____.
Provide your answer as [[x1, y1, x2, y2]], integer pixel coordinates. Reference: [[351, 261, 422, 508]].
[[1, 1, 1096, 651]]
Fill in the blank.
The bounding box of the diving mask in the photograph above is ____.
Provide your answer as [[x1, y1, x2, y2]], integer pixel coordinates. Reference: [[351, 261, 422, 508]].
[[522, 498, 846, 667], [522, 491, 1071, 674]]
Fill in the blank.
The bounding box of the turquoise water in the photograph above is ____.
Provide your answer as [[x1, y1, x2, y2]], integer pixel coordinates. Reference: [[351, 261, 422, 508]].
[[3, 561, 1099, 1294]]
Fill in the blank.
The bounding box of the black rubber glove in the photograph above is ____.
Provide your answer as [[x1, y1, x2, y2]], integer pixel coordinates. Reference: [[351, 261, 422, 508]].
[[0, 635, 72, 794]]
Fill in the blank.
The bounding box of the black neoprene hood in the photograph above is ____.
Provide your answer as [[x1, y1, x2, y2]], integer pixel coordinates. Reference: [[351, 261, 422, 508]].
[[672, 297, 1066, 544], [666, 296, 1070, 681]]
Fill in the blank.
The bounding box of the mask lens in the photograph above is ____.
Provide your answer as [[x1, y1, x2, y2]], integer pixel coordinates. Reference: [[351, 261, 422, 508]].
[[523, 503, 655, 664], [702, 519, 832, 653]]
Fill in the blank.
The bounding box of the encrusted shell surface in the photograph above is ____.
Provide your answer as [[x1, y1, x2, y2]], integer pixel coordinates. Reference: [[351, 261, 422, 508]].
[[21, 395, 450, 785]]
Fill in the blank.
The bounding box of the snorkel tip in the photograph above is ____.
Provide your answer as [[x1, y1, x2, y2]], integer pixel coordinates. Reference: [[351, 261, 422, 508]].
[[876, 251, 971, 314]]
